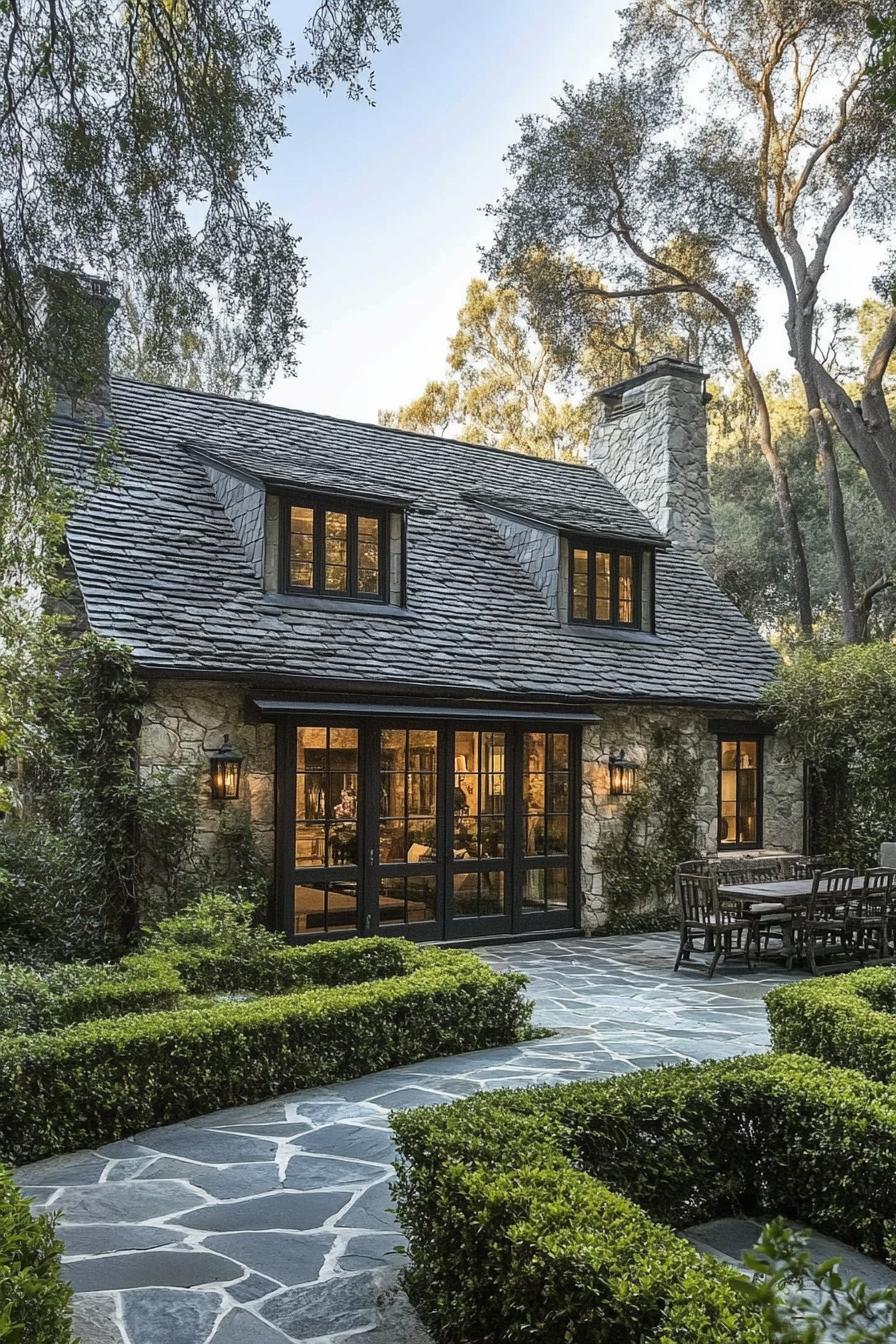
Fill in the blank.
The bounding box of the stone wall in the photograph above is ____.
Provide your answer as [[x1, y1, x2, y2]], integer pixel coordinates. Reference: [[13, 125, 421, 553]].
[[138, 679, 275, 868], [137, 682, 804, 936], [589, 359, 716, 575], [580, 704, 804, 930]]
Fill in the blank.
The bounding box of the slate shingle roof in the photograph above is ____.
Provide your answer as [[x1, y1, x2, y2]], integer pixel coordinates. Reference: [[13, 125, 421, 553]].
[[49, 377, 777, 707]]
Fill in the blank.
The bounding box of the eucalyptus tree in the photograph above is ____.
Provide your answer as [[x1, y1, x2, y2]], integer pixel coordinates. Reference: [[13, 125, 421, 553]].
[[0, 0, 401, 610], [379, 278, 593, 461], [487, 70, 817, 635], [489, 0, 896, 642], [616, 0, 896, 641]]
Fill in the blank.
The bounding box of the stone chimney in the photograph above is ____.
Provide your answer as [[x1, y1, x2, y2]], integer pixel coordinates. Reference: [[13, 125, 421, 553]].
[[588, 357, 715, 574], [38, 267, 118, 419]]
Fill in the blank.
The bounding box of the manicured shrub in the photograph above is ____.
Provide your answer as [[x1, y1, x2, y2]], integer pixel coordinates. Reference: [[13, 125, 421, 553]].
[[0, 957, 182, 1034], [392, 1053, 896, 1343], [143, 892, 411, 993], [766, 967, 896, 1083], [0, 1164, 73, 1342], [0, 948, 530, 1166]]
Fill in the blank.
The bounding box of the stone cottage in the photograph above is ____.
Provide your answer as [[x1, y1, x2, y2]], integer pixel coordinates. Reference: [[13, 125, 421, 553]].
[[48, 280, 803, 943]]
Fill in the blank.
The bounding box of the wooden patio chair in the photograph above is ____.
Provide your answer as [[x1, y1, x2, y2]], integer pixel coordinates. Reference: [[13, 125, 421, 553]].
[[848, 868, 896, 963], [803, 868, 856, 975], [785, 855, 829, 880], [674, 870, 755, 978]]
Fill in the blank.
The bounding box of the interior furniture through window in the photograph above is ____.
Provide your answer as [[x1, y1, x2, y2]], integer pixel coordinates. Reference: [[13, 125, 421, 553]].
[[718, 736, 762, 848], [282, 719, 580, 941], [282, 497, 388, 600]]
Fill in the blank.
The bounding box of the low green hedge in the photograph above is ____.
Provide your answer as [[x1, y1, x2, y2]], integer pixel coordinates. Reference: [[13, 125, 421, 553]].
[[766, 967, 896, 1082], [0, 1164, 73, 1342], [0, 957, 182, 1034], [392, 1053, 896, 1343], [145, 933, 412, 995], [2, 947, 530, 1166]]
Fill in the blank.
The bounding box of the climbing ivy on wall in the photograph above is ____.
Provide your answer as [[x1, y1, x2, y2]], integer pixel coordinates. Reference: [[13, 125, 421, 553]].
[[0, 628, 269, 961], [0, 630, 146, 960], [595, 727, 702, 934]]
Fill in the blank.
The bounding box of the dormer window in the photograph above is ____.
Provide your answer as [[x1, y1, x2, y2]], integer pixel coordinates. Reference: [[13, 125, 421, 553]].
[[567, 539, 653, 631], [281, 497, 389, 602]]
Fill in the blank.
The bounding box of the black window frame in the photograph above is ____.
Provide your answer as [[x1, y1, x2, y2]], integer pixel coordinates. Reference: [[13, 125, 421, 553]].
[[280, 494, 390, 603], [717, 735, 764, 849], [567, 538, 648, 629]]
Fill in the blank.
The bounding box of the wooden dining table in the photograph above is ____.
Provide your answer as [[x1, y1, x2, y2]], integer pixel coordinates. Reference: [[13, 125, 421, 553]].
[[717, 876, 869, 908]]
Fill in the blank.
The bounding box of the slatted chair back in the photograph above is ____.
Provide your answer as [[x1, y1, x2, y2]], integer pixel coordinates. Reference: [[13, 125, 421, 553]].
[[808, 867, 854, 921], [676, 859, 710, 877], [676, 870, 717, 926], [789, 855, 828, 880], [861, 867, 896, 920]]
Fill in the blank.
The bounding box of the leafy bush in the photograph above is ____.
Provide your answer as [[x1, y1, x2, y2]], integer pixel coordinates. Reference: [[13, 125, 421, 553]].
[[0, 957, 182, 1035], [0, 1163, 73, 1342], [392, 1053, 896, 1344], [762, 644, 896, 866], [1, 946, 530, 1166], [141, 891, 410, 992], [766, 967, 896, 1083], [740, 1218, 896, 1343], [0, 634, 146, 961]]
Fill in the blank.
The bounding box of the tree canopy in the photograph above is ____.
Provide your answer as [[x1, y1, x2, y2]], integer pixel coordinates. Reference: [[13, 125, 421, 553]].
[[0, 0, 401, 610], [380, 278, 592, 461], [487, 0, 896, 641]]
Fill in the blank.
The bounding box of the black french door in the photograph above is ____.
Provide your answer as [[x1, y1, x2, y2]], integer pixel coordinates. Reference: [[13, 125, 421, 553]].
[[278, 718, 579, 942]]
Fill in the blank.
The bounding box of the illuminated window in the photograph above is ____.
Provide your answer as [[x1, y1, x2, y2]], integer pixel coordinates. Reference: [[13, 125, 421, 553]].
[[567, 541, 649, 628], [282, 498, 387, 601], [718, 737, 762, 847]]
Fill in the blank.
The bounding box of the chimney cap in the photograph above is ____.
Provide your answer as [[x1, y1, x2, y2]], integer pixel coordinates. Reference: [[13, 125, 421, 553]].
[[596, 355, 705, 405]]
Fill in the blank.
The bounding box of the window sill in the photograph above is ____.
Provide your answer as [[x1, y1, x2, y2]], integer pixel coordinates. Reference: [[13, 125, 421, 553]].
[[262, 591, 417, 620]]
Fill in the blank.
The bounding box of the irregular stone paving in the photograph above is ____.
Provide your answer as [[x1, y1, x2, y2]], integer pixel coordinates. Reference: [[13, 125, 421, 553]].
[[15, 934, 799, 1343]]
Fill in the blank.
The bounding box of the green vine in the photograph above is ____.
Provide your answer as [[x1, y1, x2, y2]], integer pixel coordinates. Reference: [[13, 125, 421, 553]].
[[595, 727, 702, 935], [0, 629, 269, 961]]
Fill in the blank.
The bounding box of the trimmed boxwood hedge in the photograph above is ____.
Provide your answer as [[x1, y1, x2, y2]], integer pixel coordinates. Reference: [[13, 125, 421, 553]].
[[1, 945, 530, 1166], [766, 966, 896, 1082], [0, 1165, 73, 1343], [392, 1053, 896, 1343]]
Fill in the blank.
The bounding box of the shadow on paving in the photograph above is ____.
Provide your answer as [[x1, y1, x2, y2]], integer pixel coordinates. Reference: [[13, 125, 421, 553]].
[[15, 933, 796, 1344]]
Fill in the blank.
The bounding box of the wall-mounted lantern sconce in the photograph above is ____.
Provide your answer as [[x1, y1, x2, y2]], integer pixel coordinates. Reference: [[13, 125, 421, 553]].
[[608, 750, 640, 797], [207, 734, 245, 801]]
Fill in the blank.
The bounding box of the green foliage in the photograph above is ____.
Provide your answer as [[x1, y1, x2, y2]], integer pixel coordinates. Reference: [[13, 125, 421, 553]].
[[379, 277, 592, 461], [762, 644, 896, 865], [767, 967, 896, 1085], [137, 769, 269, 924], [0, 943, 530, 1167], [710, 377, 896, 639], [0, 959, 180, 1035], [0, 632, 146, 960], [740, 1218, 896, 1342], [392, 1053, 896, 1344], [0, 1165, 73, 1343], [594, 728, 702, 927]]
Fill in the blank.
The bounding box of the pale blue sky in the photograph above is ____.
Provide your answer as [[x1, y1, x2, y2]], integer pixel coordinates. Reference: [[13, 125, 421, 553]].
[[263, 0, 877, 422]]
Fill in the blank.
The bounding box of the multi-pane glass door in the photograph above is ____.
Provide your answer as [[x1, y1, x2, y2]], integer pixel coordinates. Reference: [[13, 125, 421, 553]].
[[284, 720, 578, 941]]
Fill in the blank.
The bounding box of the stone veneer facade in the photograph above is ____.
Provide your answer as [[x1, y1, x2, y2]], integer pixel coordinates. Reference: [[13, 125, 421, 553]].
[[589, 358, 716, 576], [581, 706, 804, 928], [138, 683, 804, 935], [138, 680, 276, 867]]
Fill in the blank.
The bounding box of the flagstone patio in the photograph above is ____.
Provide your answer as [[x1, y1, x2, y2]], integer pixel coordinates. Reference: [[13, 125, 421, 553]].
[[15, 933, 798, 1344]]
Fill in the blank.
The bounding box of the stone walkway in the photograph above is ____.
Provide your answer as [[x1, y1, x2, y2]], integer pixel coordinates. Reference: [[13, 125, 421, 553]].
[[15, 934, 797, 1344]]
